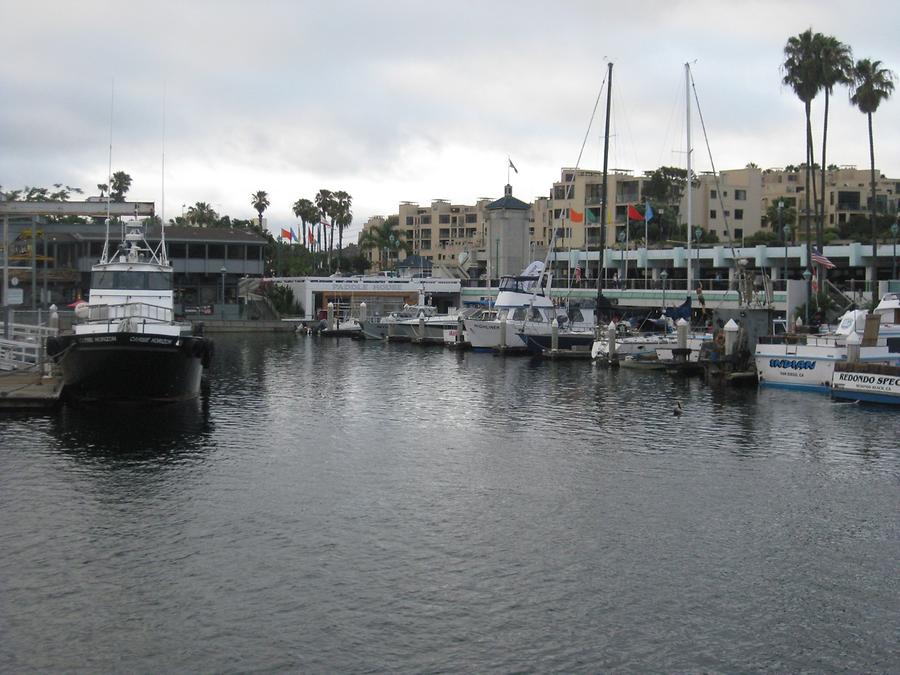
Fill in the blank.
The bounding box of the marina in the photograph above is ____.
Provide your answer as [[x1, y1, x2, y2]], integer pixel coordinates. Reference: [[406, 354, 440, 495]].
[[3, 6, 900, 670]]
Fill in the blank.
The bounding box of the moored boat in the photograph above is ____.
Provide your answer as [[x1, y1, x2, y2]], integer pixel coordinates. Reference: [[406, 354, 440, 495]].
[[47, 219, 213, 403]]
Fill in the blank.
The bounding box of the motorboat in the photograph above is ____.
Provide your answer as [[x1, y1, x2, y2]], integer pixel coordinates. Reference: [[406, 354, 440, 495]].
[[321, 317, 363, 338], [754, 308, 900, 393], [359, 304, 437, 340], [46, 219, 213, 403]]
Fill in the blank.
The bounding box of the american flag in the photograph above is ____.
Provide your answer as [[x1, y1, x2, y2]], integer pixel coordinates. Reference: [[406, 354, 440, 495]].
[[811, 247, 836, 269]]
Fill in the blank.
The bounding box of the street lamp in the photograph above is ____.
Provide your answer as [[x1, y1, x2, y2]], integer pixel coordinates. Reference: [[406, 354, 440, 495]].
[[220, 265, 227, 319], [660, 269, 668, 310], [891, 221, 899, 280], [802, 268, 812, 325]]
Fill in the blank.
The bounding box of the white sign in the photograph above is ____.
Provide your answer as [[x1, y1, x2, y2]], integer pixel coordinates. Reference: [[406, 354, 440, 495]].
[[5, 288, 23, 305], [833, 370, 900, 396]]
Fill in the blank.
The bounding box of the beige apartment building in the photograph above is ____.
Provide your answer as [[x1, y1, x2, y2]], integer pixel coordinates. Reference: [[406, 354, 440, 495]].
[[761, 165, 900, 231], [360, 163, 899, 276]]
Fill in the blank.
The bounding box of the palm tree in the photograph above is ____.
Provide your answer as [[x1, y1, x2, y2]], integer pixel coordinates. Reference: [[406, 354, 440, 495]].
[[332, 190, 353, 268], [251, 190, 270, 232], [292, 198, 316, 249], [315, 189, 335, 266], [110, 171, 132, 202], [816, 36, 853, 256], [782, 29, 823, 289], [850, 58, 896, 281], [358, 215, 410, 271], [186, 201, 219, 227]]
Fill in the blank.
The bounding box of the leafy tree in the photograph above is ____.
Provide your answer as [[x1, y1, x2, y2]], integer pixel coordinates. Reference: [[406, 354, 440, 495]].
[[850, 57, 895, 276], [358, 215, 410, 270], [250, 190, 270, 232], [641, 166, 690, 242], [185, 201, 219, 227], [763, 202, 799, 235], [110, 171, 132, 202]]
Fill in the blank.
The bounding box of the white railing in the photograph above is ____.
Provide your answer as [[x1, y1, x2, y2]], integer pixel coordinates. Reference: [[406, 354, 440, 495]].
[[0, 334, 44, 371], [81, 302, 174, 325]]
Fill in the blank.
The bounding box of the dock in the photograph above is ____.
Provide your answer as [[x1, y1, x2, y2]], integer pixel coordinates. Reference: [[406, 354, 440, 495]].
[[0, 371, 64, 409]]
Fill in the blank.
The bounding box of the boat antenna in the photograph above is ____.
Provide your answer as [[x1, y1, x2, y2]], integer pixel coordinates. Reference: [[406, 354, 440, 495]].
[[160, 82, 168, 265], [102, 78, 114, 264]]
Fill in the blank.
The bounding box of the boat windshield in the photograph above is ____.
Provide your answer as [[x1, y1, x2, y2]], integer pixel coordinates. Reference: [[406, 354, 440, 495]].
[[92, 270, 173, 291], [498, 276, 540, 293]]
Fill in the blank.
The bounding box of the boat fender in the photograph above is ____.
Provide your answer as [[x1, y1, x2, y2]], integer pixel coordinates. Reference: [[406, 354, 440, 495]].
[[617, 322, 629, 335]]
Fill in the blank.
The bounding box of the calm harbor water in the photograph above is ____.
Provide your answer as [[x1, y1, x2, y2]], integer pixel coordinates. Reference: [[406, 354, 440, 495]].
[[2, 334, 898, 673]]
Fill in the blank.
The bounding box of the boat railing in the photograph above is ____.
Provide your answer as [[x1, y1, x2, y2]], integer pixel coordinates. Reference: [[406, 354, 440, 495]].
[[79, 302, 174, 325]]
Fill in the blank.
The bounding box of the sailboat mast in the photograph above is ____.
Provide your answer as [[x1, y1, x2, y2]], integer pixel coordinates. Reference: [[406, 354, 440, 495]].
[[685, 62, 693, 293], [597, 61, 613, 305]]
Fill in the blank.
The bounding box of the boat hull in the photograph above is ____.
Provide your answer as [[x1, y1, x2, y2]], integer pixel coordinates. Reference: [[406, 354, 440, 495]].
[[50, 332, 212, 403]]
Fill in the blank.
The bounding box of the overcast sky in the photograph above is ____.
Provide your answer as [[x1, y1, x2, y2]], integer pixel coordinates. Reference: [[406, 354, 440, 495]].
[[2, 0, 898, 241]]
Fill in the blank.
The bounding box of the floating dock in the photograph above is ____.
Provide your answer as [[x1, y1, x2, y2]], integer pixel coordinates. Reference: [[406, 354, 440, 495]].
[[0, 371, 64, 409]]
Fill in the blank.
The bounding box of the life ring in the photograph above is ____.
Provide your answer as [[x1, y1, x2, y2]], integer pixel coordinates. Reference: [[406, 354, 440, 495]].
[[715, 332, 725, 349], [616, 322, 629, 335]]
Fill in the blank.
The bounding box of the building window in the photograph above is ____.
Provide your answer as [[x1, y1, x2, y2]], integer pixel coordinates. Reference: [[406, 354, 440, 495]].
[[465, 213, 477, 224], [734, 209, 744, 220], [734, 189, 747, 200], [405, 216, 414, 226], [710, 210, 717, 219], [734, 228, 743, 240], [420, 240, 431, 250], [710, 190, 717, 198], [439, 214, 450, 224], [722, 191, 728, 197], [724, 210, 731, 217], [439, 228, 450, 238], [420, 215, 431, 225]]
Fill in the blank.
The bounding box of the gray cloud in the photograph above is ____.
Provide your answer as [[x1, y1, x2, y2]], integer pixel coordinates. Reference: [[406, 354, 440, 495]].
[[2, 0, 898, 239]]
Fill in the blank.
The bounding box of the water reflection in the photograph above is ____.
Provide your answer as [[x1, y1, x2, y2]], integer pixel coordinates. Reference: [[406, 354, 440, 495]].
[[52, 395, 213, 461]]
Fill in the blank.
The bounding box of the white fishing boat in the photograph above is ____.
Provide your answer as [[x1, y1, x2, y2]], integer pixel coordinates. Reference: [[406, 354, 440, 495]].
[[47, 219, 213, 403], [754, 308, 900, 393]]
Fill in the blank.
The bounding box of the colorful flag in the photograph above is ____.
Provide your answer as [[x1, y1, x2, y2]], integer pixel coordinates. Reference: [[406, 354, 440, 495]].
[[290, 227, 297, 242], [811, 247, 836, 269], [570, 208, 584, 223], [308, 228, 315, 245], [627, 204, 643, 221], [586, 209, 598, 223], [644, 202, 654, 221], [508, 157, 518, 173], [280, 228, 291, 240]]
